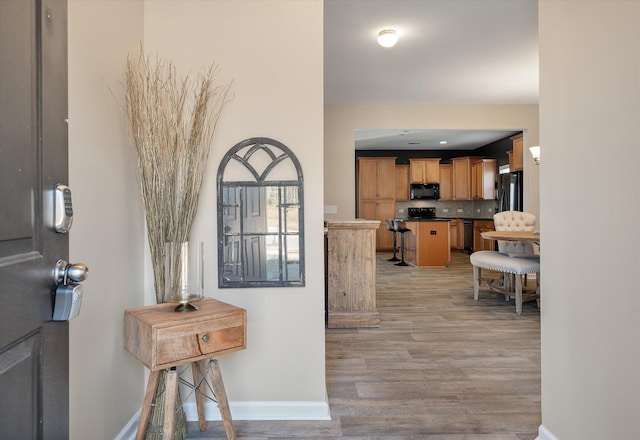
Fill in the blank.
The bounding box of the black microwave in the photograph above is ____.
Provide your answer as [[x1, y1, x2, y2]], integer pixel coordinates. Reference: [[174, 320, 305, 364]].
[[410, 183, 440, 200]]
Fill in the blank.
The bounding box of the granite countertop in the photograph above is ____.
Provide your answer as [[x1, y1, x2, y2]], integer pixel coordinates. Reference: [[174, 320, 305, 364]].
[[397, 217, 494, 222], [398, 218, 451, 222]]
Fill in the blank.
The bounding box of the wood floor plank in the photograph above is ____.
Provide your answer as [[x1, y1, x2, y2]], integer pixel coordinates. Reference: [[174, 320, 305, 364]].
[[187, 251, 541, 439]]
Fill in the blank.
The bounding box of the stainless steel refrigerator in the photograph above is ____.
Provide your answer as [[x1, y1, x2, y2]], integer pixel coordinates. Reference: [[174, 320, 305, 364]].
[[498, 171, 523, 212]]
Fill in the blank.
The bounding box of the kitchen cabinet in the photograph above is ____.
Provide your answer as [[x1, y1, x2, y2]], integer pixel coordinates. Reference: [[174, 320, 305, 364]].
[[358, 157, 396, 200], [403, 221, 450, 267], [358, 199, 395, 250], [395, 165, 410, 201], [509, 133, 523, 171], [438, 164, 453, 201], [473, 219, 496, 252], [471, 158, 497, 200], [449, 219, 464, 250], [452, 156, 482, 200], [358, 157, 396, 251], [409, 158, 440, 183]]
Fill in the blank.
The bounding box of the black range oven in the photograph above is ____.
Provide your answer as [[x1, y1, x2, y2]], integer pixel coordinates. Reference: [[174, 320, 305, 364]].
[[407, 207, 436, 219]]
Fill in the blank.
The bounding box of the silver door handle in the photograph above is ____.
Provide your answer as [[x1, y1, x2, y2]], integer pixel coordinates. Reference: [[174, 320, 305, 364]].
[[53, 259, 89, 285]]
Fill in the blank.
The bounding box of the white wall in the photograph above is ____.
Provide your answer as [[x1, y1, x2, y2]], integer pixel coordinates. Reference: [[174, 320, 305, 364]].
[[538, 1, 640, 439], [324, 104, 540, 222], [142, 0, 327, 410], [68, 1, 145, 438], [68, 0, 325, 437]]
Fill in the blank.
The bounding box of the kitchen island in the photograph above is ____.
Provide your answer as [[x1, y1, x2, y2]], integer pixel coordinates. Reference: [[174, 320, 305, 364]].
[[402, 219, 451, 268], [325, 219, 380, 328]]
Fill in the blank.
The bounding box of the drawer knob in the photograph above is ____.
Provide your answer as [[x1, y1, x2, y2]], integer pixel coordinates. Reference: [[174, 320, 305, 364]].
[[201, 334, 209, 342]]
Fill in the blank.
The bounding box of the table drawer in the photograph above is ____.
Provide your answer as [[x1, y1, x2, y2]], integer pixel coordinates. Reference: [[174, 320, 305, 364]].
[[124, 297, 247, 370], [155, 314, 246, 367]]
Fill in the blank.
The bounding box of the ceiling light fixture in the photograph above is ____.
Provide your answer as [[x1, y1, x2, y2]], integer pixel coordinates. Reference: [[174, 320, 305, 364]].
[[529, 146, 540, 165], [377, 29, 398, 48], [440, 141, 447, 144]]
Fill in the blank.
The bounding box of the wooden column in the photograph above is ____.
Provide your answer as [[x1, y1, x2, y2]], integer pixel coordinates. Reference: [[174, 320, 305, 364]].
[[326, 220, 380, 328]]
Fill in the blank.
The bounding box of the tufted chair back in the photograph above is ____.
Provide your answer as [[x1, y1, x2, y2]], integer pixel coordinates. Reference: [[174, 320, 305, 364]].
[[493, 211, 537, 255]]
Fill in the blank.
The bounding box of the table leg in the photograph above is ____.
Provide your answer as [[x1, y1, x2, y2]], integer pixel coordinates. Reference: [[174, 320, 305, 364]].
[[162, 367, 179, 439], [136, 370, 160, 440], [192, 360, 208, 431], [206, 359, 236, 440], [515, 274, 523, 315]]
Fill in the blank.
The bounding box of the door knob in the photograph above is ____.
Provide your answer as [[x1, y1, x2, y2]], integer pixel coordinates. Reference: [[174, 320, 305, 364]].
[[53, 259, 89, 285]]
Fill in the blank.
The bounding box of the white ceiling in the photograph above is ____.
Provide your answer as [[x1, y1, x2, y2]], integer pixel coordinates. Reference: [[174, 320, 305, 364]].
[[324, 0, 538, 150], [355, 128, 521, 151]]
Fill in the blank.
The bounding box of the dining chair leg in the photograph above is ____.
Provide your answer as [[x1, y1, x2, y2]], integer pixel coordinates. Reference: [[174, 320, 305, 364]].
[[515, 274, 523, 315], [536, 271, 541, 310], [473, 266, 480, 300]]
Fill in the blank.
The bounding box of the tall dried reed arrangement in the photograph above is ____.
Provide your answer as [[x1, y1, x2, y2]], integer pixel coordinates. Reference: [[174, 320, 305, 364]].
[[126, 50, 230, 304]]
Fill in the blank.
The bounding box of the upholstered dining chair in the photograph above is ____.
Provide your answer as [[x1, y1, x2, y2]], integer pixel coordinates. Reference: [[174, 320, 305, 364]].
[[493, 210, 537, 257], [470, 211, 540, 315]]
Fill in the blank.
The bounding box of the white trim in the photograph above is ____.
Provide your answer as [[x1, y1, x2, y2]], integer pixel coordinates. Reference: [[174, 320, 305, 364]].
[[537, 424, 559, 440], [113, 408, 140, 440], [183, 400, 331, 421], [114, 401, 331, 440]]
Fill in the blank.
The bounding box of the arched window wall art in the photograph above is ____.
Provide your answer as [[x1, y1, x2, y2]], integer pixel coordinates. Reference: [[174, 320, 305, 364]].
[[217, 137, 304, 288]]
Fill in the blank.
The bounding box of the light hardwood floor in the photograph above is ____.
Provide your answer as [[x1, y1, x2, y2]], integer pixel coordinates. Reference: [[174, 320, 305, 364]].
[[189, 251, 541, 439]]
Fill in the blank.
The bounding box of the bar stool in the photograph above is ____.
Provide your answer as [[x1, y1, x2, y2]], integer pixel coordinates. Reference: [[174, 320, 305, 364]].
[[393, 220, 411, 267], [385, 219, 400, 262]]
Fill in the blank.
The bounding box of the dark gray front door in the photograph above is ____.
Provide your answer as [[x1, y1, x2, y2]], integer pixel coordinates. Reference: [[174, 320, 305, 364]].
[[0, 0, 70, 438]]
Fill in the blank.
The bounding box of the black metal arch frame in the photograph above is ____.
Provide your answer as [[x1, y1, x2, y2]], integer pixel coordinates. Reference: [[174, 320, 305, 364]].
[[216, 137, 305, 288]]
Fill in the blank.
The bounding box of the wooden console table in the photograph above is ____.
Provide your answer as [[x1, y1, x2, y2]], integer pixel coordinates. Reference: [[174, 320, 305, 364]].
[[124, 298, 246, 440]]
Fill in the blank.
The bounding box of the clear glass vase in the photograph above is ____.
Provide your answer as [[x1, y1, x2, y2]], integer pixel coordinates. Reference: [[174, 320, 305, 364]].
[[164, 241, 204, 312]]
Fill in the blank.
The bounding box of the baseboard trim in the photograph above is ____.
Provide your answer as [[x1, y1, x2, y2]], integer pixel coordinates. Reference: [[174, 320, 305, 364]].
[[537, 424, 559, 440], [114, 401, 331, 440], [113, 408, 140, 440], [183, 400, 331, 421]]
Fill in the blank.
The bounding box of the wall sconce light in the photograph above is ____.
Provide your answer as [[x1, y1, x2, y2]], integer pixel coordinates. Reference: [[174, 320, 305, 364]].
[[377, 29, 398, 48], [529, 146, 540, 165]]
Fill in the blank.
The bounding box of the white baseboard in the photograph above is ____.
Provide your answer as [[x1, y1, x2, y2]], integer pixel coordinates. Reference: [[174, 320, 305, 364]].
[[113, 408, 140, 440], [537, 424, 559, 440], [114, 401, 331, 439], [183, 400, 331, 421]]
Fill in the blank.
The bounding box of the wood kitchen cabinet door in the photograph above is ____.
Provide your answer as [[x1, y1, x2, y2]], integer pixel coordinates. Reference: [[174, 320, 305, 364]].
[[449, 220, 458, 249], [452, 157, 479, 200], [395, 165, 410, 201], [358, 157, 396, 199], [358, 157, 397, 251], [510, 133, 523, 171], [439, 164, 453, 200], [359, 199, 395, 250], [449, 219, 464, 250], [471, 159, 497, 200], [409, 159, 440, 183], [413, 221, 450, 267], [473, 220, 496, 252]]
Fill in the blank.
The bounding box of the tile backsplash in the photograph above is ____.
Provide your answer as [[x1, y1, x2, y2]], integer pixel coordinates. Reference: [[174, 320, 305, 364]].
[[396, 199, 497, 219]]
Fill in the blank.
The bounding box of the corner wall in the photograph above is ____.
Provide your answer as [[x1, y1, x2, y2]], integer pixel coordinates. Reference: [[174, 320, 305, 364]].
[[324, 104, 540, 223], [69, 0, 326, 437], [539, 1, 640, 438], [143, 0, 327, 409], [68, 0, 145, 438]]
